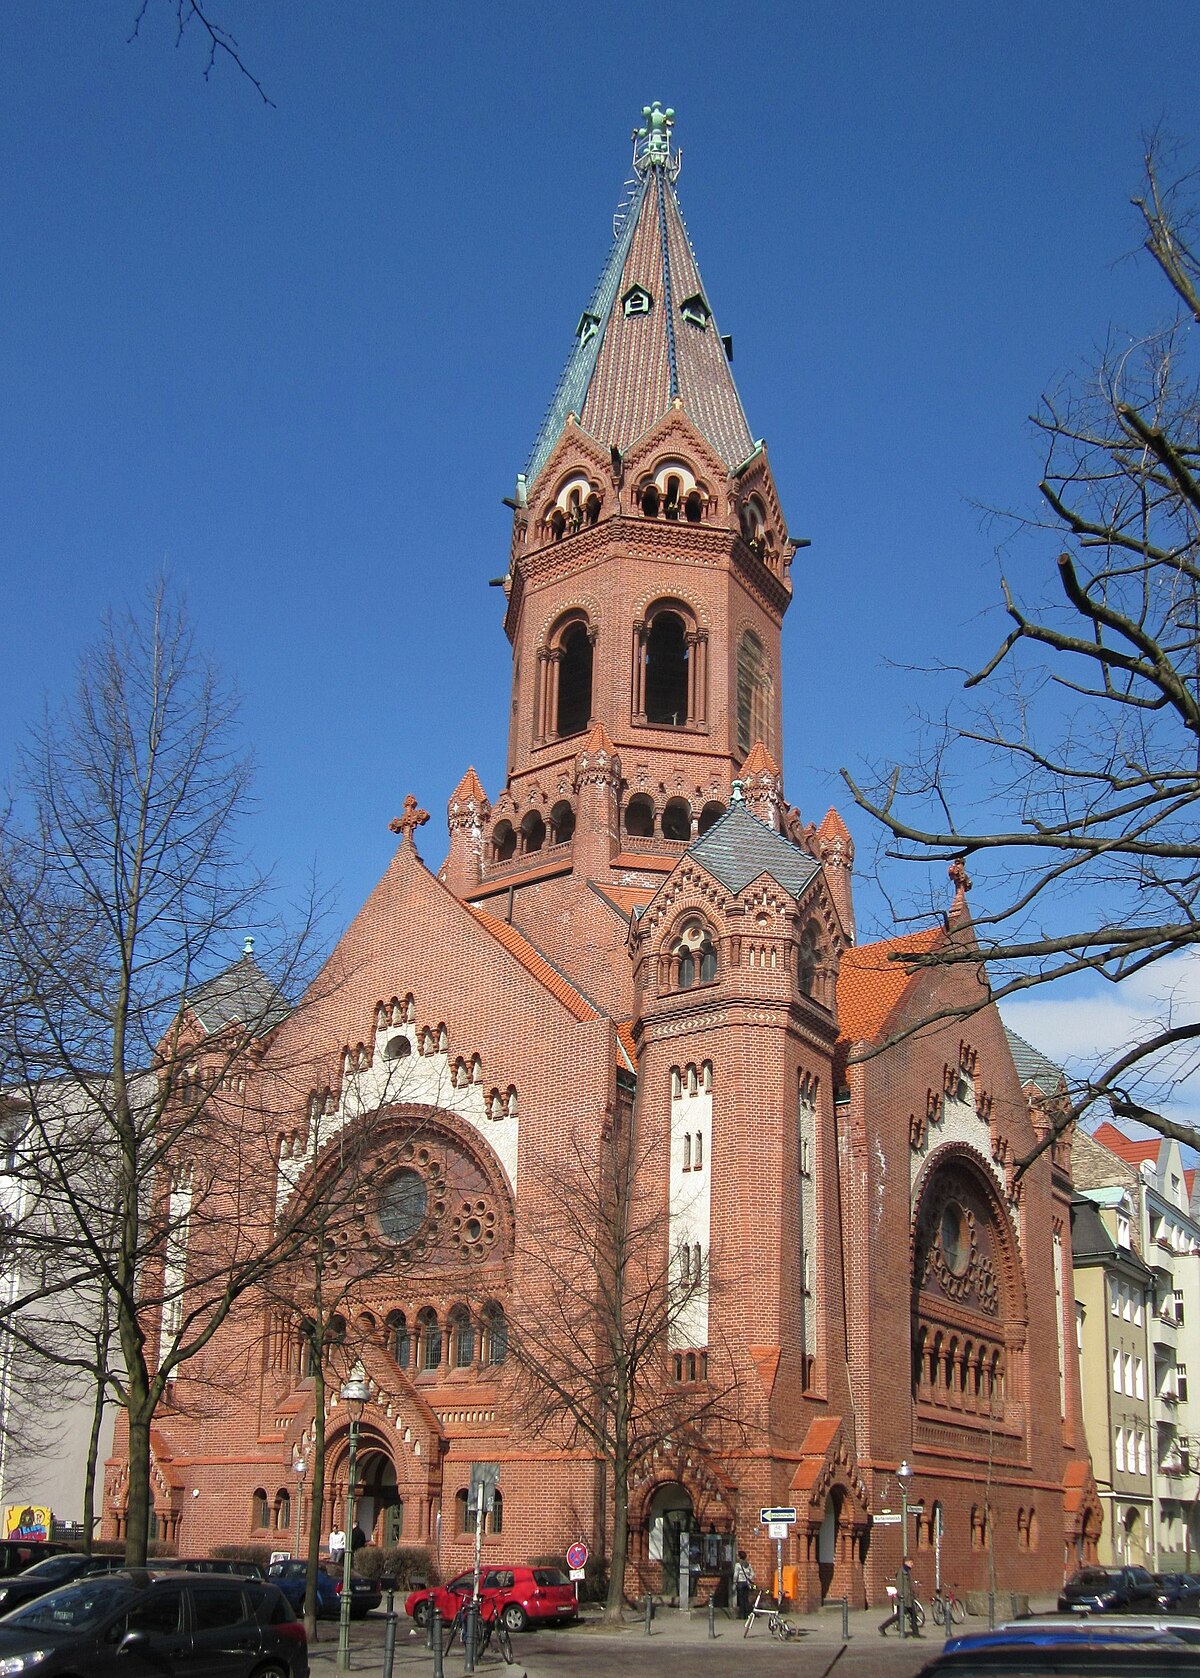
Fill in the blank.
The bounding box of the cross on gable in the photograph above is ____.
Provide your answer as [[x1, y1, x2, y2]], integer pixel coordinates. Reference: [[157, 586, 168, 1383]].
[[390, 794, 430, 848], [948, 857, 972, 896]]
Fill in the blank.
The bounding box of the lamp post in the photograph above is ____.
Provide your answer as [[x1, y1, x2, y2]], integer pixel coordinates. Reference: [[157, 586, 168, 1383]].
[[292, 1456, 306, 1562], [337, 1376, 369, 1672], [897, 1460, 912, 1564]]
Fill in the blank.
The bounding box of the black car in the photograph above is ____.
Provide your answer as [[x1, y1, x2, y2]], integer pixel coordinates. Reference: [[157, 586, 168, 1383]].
[[173, 1558, 267, 1580], [1155, 1572, 1200, 1612], [0, 1567, 307, 1678], [0, 1553, 124, 1615], [1058, 1565, 1160, 1613]]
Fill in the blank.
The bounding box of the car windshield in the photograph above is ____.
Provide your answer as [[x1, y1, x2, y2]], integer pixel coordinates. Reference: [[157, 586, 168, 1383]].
[[1071, 1570, 1117, 1588], [6, 1578, 137, 1632], [18, 1558, 82, 1580]]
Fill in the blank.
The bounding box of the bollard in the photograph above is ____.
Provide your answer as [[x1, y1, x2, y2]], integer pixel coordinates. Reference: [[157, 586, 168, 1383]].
[[382, 1612, 397, 1678], [645, 1593, 653, 1635], [987, 1593, 995, 1631], [426, 1605, 435, 1652], [708, 1597, 716, 1638], [464, 1601, 477, 1675], [431, 1609, 443, 1678], [840, 1597, 849, 1642]]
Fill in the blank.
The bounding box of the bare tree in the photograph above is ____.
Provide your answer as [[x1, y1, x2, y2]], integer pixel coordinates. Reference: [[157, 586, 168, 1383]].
[[509, 1097, 744, 1620], [129, 1, 274, 105], [843, 139, 1200, 1158], [0, 585, 331, 1563]]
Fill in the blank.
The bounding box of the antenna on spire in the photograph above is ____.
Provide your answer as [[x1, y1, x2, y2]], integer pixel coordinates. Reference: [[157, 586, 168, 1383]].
[[633, 102, 681, 180]]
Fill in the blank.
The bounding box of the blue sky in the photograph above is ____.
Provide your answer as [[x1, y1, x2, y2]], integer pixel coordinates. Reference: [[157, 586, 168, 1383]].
[[3, 2, 1198, 1110]]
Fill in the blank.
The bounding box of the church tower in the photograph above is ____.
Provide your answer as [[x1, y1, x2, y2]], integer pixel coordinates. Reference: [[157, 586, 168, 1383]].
[[445, 106, 816, 1015]]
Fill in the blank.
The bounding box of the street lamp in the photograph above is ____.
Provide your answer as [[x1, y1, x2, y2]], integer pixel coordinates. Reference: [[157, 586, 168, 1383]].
[[336, 1376, 370, 1672], [897, 1460, 912, 1565]]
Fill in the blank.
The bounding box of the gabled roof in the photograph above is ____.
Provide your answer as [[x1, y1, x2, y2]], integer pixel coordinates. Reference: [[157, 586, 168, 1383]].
[[835, 928, 942, 1045], [589, 881, 657, 923], [186, 950, 290, 1037], [1091, 1122, 1163, 1170], [525, 137, 754, 487], [686, 804, 821, 900], [466, 907, 598, 1023], [1003, 1026, 1066, 1096], [1070, 1194, 1118, 1261]]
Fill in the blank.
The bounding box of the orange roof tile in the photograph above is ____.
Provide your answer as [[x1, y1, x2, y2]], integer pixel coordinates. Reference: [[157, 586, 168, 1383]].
[[616, 1020, 638, 1067], [836, 927, 942, 1044], [467, 907, 597, 1023], [1186, 1168, 1197, 1200], [610, 851, 674, 873], [1091, 1122, 1162, 1168], [741, 740, 780, 776], [594, 883, 658, 920]]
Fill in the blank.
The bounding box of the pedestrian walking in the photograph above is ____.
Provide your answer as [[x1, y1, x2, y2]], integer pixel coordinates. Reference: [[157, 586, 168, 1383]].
[[879, 1559, 920, 1636], [734, 1550, 754, 1618]]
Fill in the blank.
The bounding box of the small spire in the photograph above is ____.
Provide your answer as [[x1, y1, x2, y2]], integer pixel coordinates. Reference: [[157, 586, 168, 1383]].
[[633, 101, 678, 176], [730, 779, 745, 806], [243, 936, 255, 957]]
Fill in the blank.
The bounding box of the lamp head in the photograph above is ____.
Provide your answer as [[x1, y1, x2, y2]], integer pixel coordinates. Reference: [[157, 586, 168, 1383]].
[[340, 1376, 370, 1417], [897, 1459, 912, 1483]]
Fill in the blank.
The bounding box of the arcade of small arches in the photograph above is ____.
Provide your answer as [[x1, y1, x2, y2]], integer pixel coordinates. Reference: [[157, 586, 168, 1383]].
[[292, 1302, 508, 1381], [489, 790, 729, 865], [654, 914, 835, 1003]]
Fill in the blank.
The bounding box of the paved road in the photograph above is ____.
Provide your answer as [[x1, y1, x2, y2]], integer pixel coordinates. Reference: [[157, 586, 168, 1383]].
[[305, 1605, 988, 1678]]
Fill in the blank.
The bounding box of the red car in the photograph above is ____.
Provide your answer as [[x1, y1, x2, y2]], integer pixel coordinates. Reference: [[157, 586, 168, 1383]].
[[406, 1565, 578, 1632]]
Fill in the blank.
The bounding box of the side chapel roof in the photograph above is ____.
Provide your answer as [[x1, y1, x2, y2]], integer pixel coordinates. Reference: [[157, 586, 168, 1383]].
[[834, 928, 943, 1045], [186, 947, 290, 1037], [685, 803, 822, 900], [1003, 1026, 1066, 1096], [525, 105, 755, 487]]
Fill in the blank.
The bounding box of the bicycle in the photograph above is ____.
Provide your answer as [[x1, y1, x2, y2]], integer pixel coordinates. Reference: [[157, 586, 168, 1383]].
[[931, 1586, 966, 1627], [444, 1597, 514, 1664], [881, 1584, 926, 1634], [743, 1589, 799, 1640]]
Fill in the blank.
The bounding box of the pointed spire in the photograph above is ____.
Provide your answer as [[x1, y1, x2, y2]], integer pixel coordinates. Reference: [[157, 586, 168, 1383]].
[[817, 807, 856, 944], [740, 738, 783, 830], [525, 106, 754, 488], [447, 767, 490, 830]]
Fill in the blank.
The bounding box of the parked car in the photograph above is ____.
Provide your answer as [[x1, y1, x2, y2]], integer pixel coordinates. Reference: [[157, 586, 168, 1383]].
[[1155, 1572, 1200, 1612], [266, 1559, 381, 1619], [405, 1565, 578, 1632], [919, 1621, 1200, 1676], [0, 1543, 64, 1579], [0, 1566, 307, 1678], [0, 1553, 125, 1615], [1058, 1565, 1160, 1613], [174, 1557, 267, 1579]]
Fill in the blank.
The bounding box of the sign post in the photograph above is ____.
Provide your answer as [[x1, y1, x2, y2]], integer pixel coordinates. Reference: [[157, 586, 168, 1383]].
[[467, 1464, 499, 1674], [566, 1541, 588, 1583], [760, 1508, 797, 1605]]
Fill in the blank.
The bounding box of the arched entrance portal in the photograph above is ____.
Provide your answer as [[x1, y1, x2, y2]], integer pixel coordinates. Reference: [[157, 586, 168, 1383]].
[[648, 1483, 694, 1597], [817, 1492, 840, 1600], [352, 1448, 401, 1547]]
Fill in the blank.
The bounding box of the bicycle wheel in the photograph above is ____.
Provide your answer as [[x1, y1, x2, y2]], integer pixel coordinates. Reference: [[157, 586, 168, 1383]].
[[496, 1621, 514, 1664], [913, 1600, 926, 1630], [950, 1596, 966, 1626], [931, 1596, 946, 1627], [769, 1615, 787, 1641]]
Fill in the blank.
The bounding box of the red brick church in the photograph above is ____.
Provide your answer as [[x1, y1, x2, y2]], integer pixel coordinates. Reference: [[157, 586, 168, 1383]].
[[104, 105, 1100, 1605]]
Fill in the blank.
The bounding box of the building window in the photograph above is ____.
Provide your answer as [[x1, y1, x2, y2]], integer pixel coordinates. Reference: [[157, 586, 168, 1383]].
[[417, 1308, 442, 1372], [552, 620, 593, 738], [661, 797, 691, 841], [1115, 1428, 1126, 1473], [1112, 1349, 1122, 1393], [1179, 1363, 1189, 1402], [252, 1488, 270, 1529], [682, 1134, 691, 1171], [672, 919, 717, 990], [550, 801, 576, 844], [623, 284, 652, 317], [388, 1311, 410, 1369], [455, 1489, 470, 1534], [644, 612, 689, 725], [489, 1491, 503, 1536], [624, 794, 655, 838], [274, 1489, 291, 1530], [736, 630, 772, 757], [693, 1131, 703, 1170], [451, 1308, 475, 1369], [484, 1304, 508, 1365]]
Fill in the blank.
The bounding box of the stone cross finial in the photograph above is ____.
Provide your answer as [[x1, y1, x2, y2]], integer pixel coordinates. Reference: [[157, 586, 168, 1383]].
[[389, 794, 430, 848], [949, 857, 972, 896]]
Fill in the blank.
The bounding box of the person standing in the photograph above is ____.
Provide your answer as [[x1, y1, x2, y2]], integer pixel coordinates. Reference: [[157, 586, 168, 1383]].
[[734, 1550, 754, 1618], [327, 1526, 346, 1566]]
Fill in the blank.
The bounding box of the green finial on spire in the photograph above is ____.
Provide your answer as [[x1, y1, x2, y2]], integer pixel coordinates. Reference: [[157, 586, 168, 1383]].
[[634, 102, 676, 172]]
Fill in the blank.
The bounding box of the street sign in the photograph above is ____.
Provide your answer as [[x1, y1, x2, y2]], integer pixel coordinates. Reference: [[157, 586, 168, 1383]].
[[873, 1512, 902, 1526], [469, 1462, 500, 1513], [760, 1507, 797, 1524], [566, 1542, 589, 1571], [767, 1521, 789, 1540]]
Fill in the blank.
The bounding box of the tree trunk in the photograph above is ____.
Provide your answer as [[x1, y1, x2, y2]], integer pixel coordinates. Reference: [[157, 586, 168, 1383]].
[[81, 1365, 107, 1556], [124, 1399, 153, 1566], [305, 1358, 327, 1642], [604, 1444, 629, 1622]]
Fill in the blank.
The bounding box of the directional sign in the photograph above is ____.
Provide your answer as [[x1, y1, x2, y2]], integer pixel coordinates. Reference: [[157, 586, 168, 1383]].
[[873, 1512, 902, 1526], [760, 1507, 797, 1524]]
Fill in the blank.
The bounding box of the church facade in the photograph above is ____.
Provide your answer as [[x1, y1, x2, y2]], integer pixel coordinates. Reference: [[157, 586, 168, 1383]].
[[104, 107, 1100, 1606]]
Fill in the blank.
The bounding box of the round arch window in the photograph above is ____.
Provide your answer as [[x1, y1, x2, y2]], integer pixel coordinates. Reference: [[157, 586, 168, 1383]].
[[378, 1169, 428, 1244]]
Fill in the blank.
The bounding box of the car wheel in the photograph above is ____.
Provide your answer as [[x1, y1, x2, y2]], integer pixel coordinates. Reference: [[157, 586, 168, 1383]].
[[412, 1601, 430, 1628], [500, 1603, 527, 1632], [253, 1665, 287, 1678]]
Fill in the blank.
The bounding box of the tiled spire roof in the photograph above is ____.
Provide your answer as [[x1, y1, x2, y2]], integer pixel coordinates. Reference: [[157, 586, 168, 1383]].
[[525, 107, 755, 488]]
